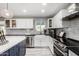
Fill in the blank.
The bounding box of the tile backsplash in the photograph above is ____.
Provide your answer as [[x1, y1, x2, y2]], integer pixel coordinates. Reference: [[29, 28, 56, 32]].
[[6, 29, 35, 35], [63, 17, 79, 38]]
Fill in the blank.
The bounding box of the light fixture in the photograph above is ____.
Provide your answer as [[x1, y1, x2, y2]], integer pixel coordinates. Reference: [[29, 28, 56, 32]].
[[42, 3, 47, 6], [0, 3, 13, 18], [41, 9, 45, 13], [68, 3, 76, 12], [22, 9, 27, 13], [5, 13, 10, 16]]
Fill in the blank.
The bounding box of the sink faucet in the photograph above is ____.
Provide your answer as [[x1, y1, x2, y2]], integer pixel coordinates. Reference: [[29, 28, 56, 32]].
[[0, 29, 6, 43]]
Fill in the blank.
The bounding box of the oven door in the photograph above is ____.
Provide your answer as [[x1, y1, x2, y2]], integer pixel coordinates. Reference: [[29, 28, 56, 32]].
[[54, 46, 64, 56]]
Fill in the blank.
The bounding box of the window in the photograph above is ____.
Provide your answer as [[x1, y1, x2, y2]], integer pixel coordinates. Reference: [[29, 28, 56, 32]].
[[35, 20, 45, 32]]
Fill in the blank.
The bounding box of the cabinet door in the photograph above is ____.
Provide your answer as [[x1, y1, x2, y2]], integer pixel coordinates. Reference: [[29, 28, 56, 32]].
[[19, 47, 26, 56], [16, 19, 33, 28], [9, 48, 16, 56], [0, 39, 26, 56], [34, 38, 41, 47], [12, 20, 16, 27], [5, 19, 16, 28], [9, 45, 19, 56], [5, 20, 10, 27], [49, 19, 52, 27], [19, 39, 26, 47], [19, 40, 26, 56]]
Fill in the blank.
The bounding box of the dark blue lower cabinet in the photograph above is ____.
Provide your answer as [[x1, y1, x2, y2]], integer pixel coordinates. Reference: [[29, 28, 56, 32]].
[[9, 45, 19, 56], [19, 47, 26, 56], [0, 39, 26, 56], [0, 50, 9, 56], [18, 39, 26, 56]]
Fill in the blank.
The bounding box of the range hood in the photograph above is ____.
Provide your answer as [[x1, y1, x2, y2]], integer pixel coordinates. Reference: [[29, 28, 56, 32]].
[[62, 3, 79, 20], [67, 3, 79, 14]]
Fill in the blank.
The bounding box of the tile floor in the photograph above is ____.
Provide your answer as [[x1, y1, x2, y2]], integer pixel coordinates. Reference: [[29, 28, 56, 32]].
[[26, 47, 53, 56]]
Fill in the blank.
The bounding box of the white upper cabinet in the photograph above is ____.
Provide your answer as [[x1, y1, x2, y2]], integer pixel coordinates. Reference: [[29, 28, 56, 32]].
[[47, 9, 70, 28], [53, 10, 63, 28], [47, 18, 52, 28], [5, 18, 34, 29], [61, 9, 70, 18], [16, 18, 33, 29]]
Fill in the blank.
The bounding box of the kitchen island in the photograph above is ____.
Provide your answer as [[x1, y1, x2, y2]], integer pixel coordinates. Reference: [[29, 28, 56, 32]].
[[0, 36, 26, 56]]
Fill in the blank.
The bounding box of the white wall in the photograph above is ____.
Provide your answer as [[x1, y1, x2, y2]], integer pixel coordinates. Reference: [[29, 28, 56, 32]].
[[63, 17, 79, 39]]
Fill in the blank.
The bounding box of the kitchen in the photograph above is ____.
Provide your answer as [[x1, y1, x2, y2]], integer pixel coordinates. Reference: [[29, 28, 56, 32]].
[[0, 3, 79, 56]]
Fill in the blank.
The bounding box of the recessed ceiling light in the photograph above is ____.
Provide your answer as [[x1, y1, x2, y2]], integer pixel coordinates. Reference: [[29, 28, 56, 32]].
[[42, 3, 47, 6], [22, 9, 27, 13], [41, 9, 45, 13]]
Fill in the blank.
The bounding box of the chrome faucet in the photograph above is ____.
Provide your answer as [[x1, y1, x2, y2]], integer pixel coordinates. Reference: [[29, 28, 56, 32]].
[[0, 29, 8, 45]]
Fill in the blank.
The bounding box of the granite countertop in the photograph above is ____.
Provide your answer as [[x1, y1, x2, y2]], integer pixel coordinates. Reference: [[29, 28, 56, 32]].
[[6, 33, 36, 36], [0, 36, 26, 54], [66, 35, 79, 41]]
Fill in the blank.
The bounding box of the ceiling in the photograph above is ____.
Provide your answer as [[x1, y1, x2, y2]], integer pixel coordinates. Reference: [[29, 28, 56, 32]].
[[0, 3, 71, 18]]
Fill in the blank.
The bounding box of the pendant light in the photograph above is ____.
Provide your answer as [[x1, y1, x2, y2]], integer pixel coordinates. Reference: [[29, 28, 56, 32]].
[[0, 3, 13, 18]]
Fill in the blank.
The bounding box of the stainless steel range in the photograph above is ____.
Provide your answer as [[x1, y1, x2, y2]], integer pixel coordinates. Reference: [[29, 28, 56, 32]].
[[53, 39, 68, 56]]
